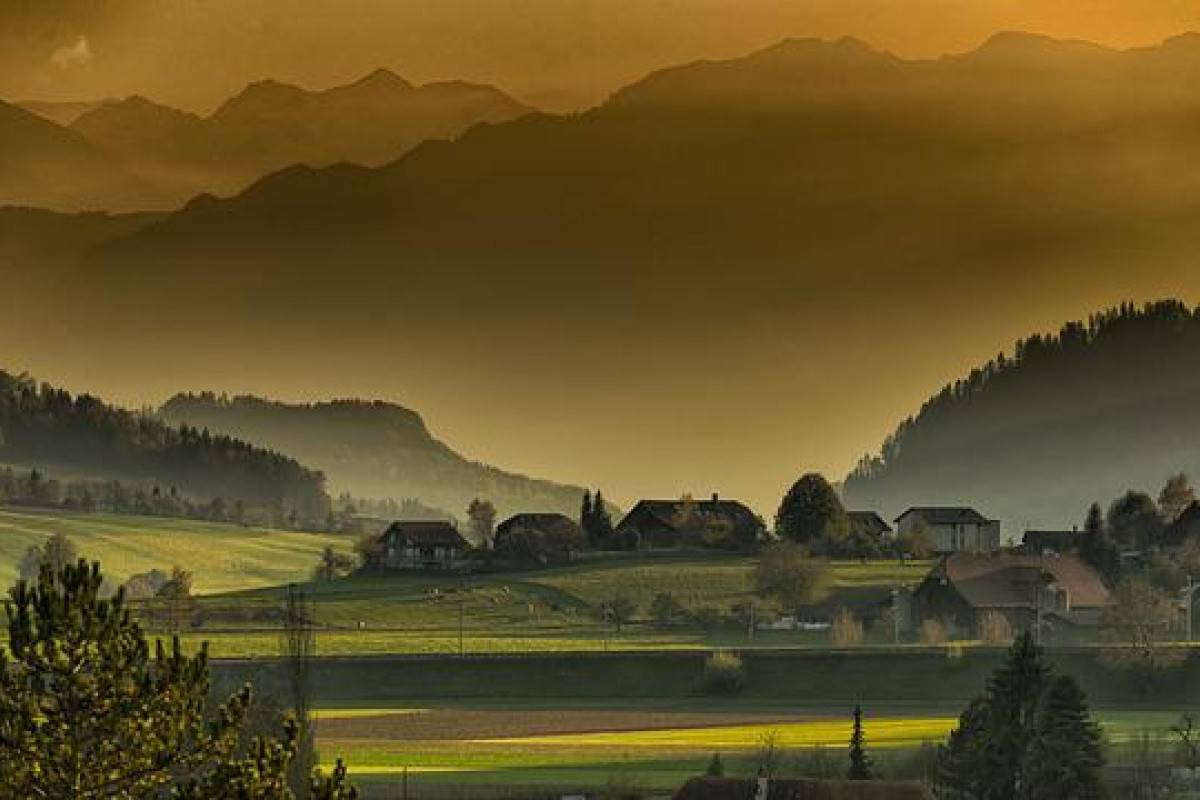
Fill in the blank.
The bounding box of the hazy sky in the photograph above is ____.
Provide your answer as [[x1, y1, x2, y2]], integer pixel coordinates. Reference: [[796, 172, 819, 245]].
[[5, 0, 1200, 111]]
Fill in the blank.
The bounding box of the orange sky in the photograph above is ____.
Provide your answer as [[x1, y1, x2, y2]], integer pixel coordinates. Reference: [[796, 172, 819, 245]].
[[4, 0, 1200, 111]]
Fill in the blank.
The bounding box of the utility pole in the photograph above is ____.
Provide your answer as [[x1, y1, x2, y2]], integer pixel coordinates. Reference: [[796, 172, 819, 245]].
[[458, 575, 465, 656]]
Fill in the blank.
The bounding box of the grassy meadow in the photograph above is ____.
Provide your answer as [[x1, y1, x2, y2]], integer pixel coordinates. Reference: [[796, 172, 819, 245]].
[[0, 508, 353, 594]]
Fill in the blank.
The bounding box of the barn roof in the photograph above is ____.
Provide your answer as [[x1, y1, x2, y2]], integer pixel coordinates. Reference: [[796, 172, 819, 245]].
[[382, 521, 469, 549], [896, 507, 990, 525], [849, 511, 893, 534], [926, 552, 1111, 609], [620, 497, 761, 534], [672, 776, 933, 800], [496, 513, 578, 534]]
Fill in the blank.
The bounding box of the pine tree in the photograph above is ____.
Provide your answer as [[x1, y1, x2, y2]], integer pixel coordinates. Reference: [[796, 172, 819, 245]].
[[706, 752, 725, 776], [937, 698, 987, 799], [979, 631, 1051, 799], [847, 704, 874, 780], [1079, 501, 1120, 585], [592, 491, 615, 547], [1020, 676, 1106, 800], [0, 559, 357, 799]]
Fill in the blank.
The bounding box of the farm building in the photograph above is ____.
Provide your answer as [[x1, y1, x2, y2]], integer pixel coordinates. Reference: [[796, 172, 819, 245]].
[[912, 552, 1111, 640], [848, 511, 893, 540], [895, 507, 1000, 554], [671, 776, 932, 800], [494, 512, 585, 564], [382, 521, 470, 570], [614, 494, 764, 549]]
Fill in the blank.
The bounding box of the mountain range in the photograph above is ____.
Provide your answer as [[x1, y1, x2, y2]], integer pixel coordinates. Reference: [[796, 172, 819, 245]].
[[1, 69, 532, 210], [159, 394, 591, 519], [843, 300, 1200, 531], [12, 33, 1200, 510]]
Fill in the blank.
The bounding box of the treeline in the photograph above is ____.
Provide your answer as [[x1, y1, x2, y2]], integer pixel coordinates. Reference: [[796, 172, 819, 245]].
[[0, 371, 329, 520], [844, 300, 1200, 524]]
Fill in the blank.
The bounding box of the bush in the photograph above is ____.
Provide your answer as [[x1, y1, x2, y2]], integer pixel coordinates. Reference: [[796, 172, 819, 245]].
[[830, 608, 864, 646], [705, 752, 724, 776], [701, 649, 746, 695], [980, 610, 1013, 645], [920, 618, 947, 645]]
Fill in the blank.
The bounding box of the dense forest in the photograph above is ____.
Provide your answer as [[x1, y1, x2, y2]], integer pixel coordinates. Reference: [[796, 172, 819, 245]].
[[0, 371, 329, 522], [159, 394, 590, 517], [843, 301, 1200, 528]]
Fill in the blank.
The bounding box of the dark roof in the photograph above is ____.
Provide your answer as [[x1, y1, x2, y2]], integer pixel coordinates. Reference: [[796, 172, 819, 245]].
[[1022, 529, 1080, 553], [896, 507, 990, 525], [496, 513, 578, 535], [672, 777, 932, 800], [619, 497, 762, 534], [849, 511, 893, 534], [1166, 501, 1200, 542], [382, 521, 469, 549], [925, 552, 1111, 610]]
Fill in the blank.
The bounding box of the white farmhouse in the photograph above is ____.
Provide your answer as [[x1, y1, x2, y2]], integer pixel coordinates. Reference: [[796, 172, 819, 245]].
[[895, 507, 1000, 554]]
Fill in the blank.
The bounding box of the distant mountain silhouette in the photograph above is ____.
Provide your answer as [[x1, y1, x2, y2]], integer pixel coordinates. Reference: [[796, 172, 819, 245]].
[[74, 33, 1200, 332], [159, 394, 589, 518], [17, 99, 103, 126], [0, 99, 152, 210], [68, 70, 533, 204], [844, 300, 1200, 530], [0, 371, 327, 515]]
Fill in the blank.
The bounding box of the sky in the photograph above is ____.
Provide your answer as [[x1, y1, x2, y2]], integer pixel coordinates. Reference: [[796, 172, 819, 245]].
[[7, 1, 1200, 516], [4, 0, 1200, 112]]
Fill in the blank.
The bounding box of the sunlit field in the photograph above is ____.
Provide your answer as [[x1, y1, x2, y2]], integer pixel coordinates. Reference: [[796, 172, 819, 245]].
[[0, 509, 353, 594]]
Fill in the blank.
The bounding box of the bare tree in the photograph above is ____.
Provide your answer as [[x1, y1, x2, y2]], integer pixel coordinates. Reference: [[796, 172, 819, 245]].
[[466, 498, 497, 549]]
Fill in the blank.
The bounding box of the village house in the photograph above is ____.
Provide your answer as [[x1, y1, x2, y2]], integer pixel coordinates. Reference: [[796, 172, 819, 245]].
[[1165, 500, 1200, 545], [381, 520, 471, 570], [895, 506, 1001, 554], [849, 511, 893, 540], [912, 552, 1112, 640], [493, 512, 585, 564], [614, 494, 764, 550]]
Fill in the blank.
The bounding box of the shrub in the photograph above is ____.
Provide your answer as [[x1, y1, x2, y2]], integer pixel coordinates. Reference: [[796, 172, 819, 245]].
[[830, 608, 864, 646], [706, 752, 725, 776], [920, 618, 947, 645], [756, 729, 785, 776], [650, 592, 687, 628], [701, 649, 746, 695], [980, 610, 1013, 645]]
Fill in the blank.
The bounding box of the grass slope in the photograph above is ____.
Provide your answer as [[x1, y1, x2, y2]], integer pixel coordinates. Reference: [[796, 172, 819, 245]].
[[0, 508, 352, 594]]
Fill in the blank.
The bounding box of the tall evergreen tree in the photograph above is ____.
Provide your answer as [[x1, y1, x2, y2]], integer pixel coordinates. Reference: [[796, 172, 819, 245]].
[[979, 631, 1051, 799], [937, 698, 987, 799], [580, 490, 593, 530], [1079, 501, 1120, 585], [591, 491, 615, 547], [1020, 676, 1106, 800], [847, 704, 874, 780]]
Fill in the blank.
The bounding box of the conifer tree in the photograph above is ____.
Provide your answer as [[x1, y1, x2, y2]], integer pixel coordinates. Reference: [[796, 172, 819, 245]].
[[1020, 676, 1106, 800], [1079, 501, 1120, 584], [978, 631, 1051, 798], [937, 698, 987, 799], [705, 752, 725, 776], [0, 559, 357, 799], [847, 704, 874, 780]]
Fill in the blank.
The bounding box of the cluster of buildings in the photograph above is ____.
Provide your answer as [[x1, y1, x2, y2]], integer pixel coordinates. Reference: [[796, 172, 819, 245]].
[[376, 499, 1118, 643]]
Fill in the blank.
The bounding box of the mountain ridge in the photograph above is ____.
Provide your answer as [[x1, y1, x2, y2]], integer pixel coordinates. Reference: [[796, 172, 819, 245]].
[[158, 393, 592, 519]]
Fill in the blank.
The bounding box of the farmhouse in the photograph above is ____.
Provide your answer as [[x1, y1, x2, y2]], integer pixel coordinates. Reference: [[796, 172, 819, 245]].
[[615, 494, 764, 549], [382, 521, 470, 570], [848, 511, 893, 540], [672, 776, 932, 800], [494, 512, 584, 564], [895, 507, 1000, 554], [913, 552, 1111, 639]]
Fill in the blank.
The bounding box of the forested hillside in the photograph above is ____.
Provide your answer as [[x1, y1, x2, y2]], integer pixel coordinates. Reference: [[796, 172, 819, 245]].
[[159, 393, 589, 518], [0, 371, 329, 521], [843, 301, 1200, 528]]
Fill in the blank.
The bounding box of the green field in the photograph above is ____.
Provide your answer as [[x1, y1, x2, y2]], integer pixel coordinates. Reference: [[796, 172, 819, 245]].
[[307, 701, 1186, 798], [0, 509, 353, 594], [188, 552, 930, 656]]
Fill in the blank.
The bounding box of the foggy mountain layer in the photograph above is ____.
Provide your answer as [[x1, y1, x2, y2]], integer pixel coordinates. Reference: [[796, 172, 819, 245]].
[[11, 33, 1200, 511], [159, 394, 591, 519], [844, 301, 1200, 532]]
